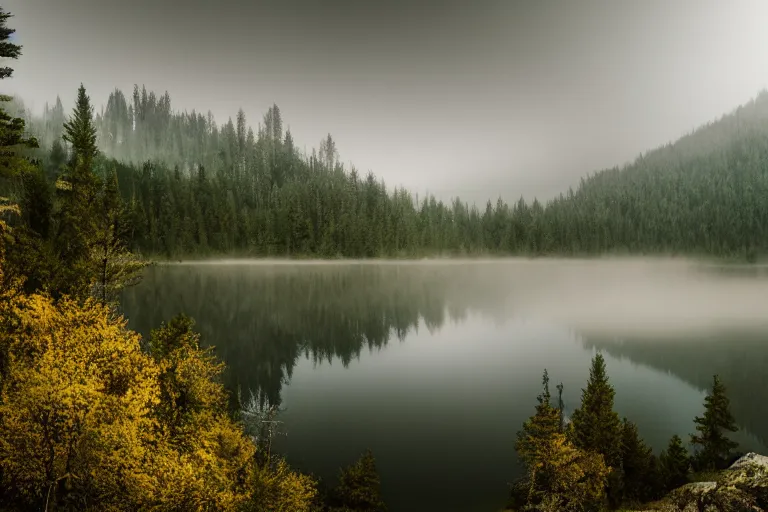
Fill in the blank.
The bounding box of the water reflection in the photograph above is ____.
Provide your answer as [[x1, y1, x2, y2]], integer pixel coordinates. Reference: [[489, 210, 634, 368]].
[[122, 260, 768, 511], [123, 262, 514, 406], [581, 330, 768, 447]]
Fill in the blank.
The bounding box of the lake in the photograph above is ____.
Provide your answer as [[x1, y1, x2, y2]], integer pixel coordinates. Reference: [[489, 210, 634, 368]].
[[121, 259, 768, 512]]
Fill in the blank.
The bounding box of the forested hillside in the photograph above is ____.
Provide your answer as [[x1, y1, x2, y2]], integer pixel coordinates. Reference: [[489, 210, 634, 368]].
[[14, 83, 768, 260], [0, 10, 389, 510]]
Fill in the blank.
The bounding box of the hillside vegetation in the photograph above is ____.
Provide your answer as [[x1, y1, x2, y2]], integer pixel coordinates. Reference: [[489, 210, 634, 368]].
[[11, 84, 768, 260], [1, 4, 765, 509], [0, 9, 387, 511]]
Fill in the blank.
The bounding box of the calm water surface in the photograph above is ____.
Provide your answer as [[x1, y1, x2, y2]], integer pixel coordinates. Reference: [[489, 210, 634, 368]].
[[122, 259, 768, 512]]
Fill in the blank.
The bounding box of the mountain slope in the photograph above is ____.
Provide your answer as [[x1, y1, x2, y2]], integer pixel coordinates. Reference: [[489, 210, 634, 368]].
[[16, 86, 768, 260], [546, 90, 768, 258]]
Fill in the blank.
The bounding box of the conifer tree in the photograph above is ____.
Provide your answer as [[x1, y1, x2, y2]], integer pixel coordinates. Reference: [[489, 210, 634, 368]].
[[659, 435, 690, 491], [53, 85, 101, 298], [690, 374, 739, 470], [526, 434, 610, 512], [0, 7, 37, 180], [20, 167, 52, 239], [516, 369, 561, 467], [5, 166, 58, 295], [570, 352, 623, 507], [45, 139, 67, 181], [620, 418, 659, 504], [513, 370, 612, 510], [0, 7, 48, 295], [0, 10, 21, 78], [63, 84, 98, 172], [513, 369, 610, 511], [331, 449, 386, 512], [90, 168, 147, 309]]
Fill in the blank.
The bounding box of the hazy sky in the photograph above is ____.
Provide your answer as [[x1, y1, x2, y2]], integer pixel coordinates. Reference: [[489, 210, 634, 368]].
[[5, 0, 768, 204]]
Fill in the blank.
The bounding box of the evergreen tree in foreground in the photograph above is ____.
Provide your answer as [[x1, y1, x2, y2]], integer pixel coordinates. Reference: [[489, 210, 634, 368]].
[[659, 434, 690, 491], [569, 352, 623, 508], [63, 84, 98, 170], [516, 370, 560, 467], [0, 7, 46, 294], [512, 370, 561, 507], [331, 450, 386, 512], [90, 167, 147, 309], [53, 84, 101, 298], [527, 435, 609, 512], [0, 7, 37, 179], [620, 418, 660, 504], [512, 369, 609, 511], [0, 9, 22, 79], [690, 374, 739, 470], [6, 166, 57, 294]]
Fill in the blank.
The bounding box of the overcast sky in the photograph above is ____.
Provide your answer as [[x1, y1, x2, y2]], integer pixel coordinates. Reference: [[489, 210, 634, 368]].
[[5, 0, 768, 204]]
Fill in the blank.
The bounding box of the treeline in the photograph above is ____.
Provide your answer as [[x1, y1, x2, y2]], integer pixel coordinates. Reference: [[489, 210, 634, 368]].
[[510, 354, 741, 511], [0, 9, 387, 512], [13, 81, 768, 259]]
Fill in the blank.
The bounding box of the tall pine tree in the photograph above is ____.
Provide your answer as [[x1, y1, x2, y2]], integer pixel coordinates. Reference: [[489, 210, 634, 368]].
[[63, 84, 98, 171], [0, 7, 37, 185], [620, 418, 659, 505], [569, 352, 623, 508], [513, 369, 609, 511], [7, 166, 57, 295], [53, 84, 101, 298], [516, 369, 561, 467], [0, 7, 49, 294], [514, 369, 566, 507], [690, 374, 739, 470], [659, 434, 690, 491], [90, 167, 147, 309]]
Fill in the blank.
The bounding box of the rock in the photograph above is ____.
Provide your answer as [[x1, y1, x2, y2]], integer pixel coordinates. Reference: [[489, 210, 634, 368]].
[[645, 454, 768, 511], [666, 480, 759, 511], [684, 481, 718, 492], [729, 452, 768, 471]]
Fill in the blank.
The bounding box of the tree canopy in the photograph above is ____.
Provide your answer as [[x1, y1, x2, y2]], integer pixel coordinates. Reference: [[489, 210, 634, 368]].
[[690, 374, 739, 470], [9, 83, 768, 261]]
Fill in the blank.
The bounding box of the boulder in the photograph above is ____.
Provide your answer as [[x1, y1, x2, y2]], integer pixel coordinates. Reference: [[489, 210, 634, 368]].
[[729, 452, 768, 471], [644, 453, 768, 511]]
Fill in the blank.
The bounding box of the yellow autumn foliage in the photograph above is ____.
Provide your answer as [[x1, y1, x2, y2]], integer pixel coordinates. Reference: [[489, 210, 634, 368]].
[[0, 206, 18, 290], [0, 289, 318, 511], [246, 458, 319, 512], [529, 433, 610, 511], [137, 414, 255, 511], [148, 315, 229, 435], [0, 294, 162, 508]]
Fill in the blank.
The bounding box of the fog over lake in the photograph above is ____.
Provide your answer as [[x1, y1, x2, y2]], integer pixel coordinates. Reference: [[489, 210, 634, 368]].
[[122, 258, 768, 512]]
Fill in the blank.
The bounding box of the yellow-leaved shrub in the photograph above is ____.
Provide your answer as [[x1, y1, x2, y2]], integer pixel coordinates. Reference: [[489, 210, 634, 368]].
[[0, 223, 320, 511], [0, 292, 290, 511], [246, 458, 319, 512], [529, 433, 610, 511], [0, 294, 161, 508]]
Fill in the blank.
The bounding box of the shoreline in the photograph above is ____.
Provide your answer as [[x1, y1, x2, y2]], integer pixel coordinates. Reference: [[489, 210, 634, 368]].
[[147, 254, 768, 267]]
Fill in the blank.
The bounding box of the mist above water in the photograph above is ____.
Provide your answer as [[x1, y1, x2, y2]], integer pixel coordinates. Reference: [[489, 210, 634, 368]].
[[502, 258, 768, 336], [169, 257, 768, 337]]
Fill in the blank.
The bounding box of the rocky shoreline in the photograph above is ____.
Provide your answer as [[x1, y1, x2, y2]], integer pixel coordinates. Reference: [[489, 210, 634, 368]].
[[632, 453, 768, 511]]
